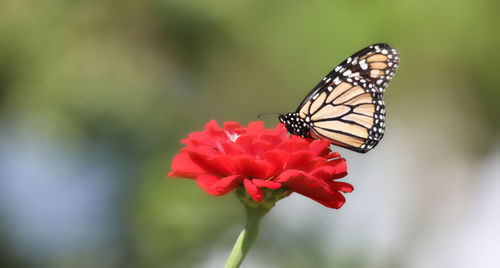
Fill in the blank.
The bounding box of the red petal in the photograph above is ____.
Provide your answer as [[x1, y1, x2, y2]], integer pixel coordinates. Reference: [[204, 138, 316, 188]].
[[235, 135, 274, 156], [244, 178, 264, 202], [308, 139, 331, 156], [287, 151, 326, 171], [206, 154, 238, 175], [245, 121, 265, 135], [220, 140, 246, 155], [223, 121, 242, 131], [249, 139, 275, 157], [205, 119, 222, 132], [277, 139, 310, 153], [168, 153, 206, 179], [214, 175, 244, 194], [181, 144, 215, 156], [262, 150, 288, 176], [263, 150, 288, 165], [235, 135, 257, 153], [327, 152, 341, 159], [328, 181, 354, 193], [277, 170, 347, 209], [321, 192, 347, 209], [182, 150, 223, 176], [196, 174, 221, 195], [183, 132, 206, 146], [310, 159, 348, 180], [309, 166, 338, 179], [251, 179, 281, 189], [258, 134, 283, 148], [331, 171, 348, 180], [274, 123, 286, 133], [205, 120, 230, 140], [237, 155, 274, 180], [326, 158, 348, 177], [276, 170, 328, 189]]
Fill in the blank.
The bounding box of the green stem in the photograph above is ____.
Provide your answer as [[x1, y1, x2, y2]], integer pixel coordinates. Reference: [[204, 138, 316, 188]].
[[224, 205, 268, 268]]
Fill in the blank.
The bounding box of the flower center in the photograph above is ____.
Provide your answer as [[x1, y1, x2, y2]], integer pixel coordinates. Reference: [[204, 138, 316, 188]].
[[226, 131, 240, 142]]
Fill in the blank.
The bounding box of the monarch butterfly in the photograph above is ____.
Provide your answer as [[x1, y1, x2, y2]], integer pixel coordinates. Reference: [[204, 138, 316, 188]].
[[279, 43, 399, 153]]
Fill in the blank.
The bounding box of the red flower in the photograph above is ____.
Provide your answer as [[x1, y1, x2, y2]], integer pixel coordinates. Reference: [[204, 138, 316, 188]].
[[168, 120, 353, 209]]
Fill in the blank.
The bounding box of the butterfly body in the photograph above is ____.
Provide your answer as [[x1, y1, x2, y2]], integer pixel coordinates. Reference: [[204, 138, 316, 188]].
[[280, 43, 399, 153], [279, 112, 311, 138]]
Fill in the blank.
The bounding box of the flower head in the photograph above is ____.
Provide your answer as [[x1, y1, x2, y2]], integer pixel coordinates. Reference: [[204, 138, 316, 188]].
[[168, 120, 353, 209]]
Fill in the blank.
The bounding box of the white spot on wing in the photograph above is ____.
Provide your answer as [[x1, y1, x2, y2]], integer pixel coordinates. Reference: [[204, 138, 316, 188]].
[[333, 77, 341, 85]]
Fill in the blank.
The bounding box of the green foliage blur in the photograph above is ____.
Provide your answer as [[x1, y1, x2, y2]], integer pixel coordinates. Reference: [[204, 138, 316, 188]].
[[0, 0, 498, 267]]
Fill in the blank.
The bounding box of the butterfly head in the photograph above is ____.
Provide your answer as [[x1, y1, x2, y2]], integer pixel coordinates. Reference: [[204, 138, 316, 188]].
[[278, 112, 311, 138]]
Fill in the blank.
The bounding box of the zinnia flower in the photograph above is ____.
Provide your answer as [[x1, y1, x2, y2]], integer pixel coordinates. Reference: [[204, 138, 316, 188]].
[[168, 120, 353, 209]]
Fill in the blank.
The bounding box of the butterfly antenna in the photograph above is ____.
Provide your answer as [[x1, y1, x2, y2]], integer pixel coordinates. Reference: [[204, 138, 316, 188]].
[[257, 112, 281, 119]]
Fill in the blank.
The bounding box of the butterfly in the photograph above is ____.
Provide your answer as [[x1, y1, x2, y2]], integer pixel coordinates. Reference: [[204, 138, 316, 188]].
[[279, 43, 399, 153]]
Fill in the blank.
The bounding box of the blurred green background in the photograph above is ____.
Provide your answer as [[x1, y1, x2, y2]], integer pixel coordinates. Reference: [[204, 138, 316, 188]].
[[1, 0, 499, 267]]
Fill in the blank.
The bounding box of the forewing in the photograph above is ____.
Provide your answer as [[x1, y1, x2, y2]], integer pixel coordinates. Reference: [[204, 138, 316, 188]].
[[296, 43, 399, 112]]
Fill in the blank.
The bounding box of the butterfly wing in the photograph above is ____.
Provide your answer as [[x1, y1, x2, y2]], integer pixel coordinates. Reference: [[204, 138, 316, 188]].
[[298, 76, 385, 153], [297, 43, 399, 110]]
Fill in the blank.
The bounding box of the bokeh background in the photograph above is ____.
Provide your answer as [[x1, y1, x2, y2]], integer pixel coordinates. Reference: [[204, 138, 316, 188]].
[[1, 0, 499, 267]]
